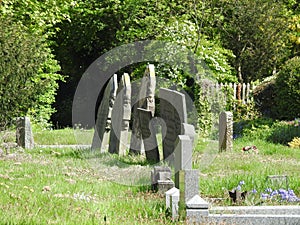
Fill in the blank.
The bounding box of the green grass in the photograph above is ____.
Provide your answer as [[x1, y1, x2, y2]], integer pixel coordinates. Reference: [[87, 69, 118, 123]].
[[33, 128, 94, 145], [0, 125, 299, 224]]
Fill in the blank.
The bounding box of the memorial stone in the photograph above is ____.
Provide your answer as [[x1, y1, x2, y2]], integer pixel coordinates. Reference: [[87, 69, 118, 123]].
[[219, 111, 233, 152], [138, 108, 159, 162], [159, 88, 187, 164], [109, 73, 131, 156], [92, 74, 118, 152], [16, 116, 34, 149], [130, 64, 156, 154]]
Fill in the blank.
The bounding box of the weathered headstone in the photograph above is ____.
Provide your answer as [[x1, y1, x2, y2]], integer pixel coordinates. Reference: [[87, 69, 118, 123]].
[[129, 64, 156, 154], [174, 135, 193, 188], [219, 111, 233, 152], [138, 108, 159, 163], [16, 116, 34, 149], [151, 166, 174, 192], [159, 88, 187, 164], [109, 73, 131, 156], [178, 169, 199, 216], [92, 74, 118, 152]]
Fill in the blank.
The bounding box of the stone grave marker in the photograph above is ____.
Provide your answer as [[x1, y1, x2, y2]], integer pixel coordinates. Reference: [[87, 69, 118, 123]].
[[219, 111, 233, 152], [92, 74, 118, 152], [178, 169, 199, 217], [174, 135, 193, 188], [109, 73, 131, 155], [16, 116, 34, 149], [151, 166, 174, 192], [159, 88, 187, 164], [130, 64, 156, 154], [138, 108, 159, 163]]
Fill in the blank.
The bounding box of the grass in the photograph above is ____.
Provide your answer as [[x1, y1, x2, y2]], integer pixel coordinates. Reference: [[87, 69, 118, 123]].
[[0, 122, 299, 224], [33, 128, 94, 145]]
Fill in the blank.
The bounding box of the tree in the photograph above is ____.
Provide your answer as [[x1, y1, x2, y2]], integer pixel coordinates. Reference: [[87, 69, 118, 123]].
[[215, 0, 291, 83], [0, 0, 68, 127]]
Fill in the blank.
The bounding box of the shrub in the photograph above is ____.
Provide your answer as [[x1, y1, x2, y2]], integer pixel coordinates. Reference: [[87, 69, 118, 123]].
[[0, 17, 62, 127], [274, 57, 300, 120]]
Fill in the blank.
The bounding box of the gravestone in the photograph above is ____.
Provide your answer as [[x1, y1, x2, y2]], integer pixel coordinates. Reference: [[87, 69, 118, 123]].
[[138, 108, 159, 163], [159, 88, 187, 164], [92, 74, 118, 152], [151, 166, 174, 192], [130, 64, 156, 154], [219, 111, 233, 152], [178, 169, 199, 217], [16, 116, 34, 149], [109, 73, 131, 156], [174, 135, 193, 188]]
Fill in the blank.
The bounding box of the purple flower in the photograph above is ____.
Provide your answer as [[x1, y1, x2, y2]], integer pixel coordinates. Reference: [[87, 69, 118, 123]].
[[261, 193, 269, 200], [281, 193, 289, 200], [236, 185, 242, 191], [239, 180, 245, 186], [270, 190, 278, 197], [265, 188, 272, 193], [251, 189, 257, 194], [278, 189, 287, 195], [288, 189, 295, 196]]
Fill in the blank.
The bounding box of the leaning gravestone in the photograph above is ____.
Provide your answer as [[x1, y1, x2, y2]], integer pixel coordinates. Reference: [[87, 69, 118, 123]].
[[109, 73, 131, 156], [219, 111, 233, 152], [138, 108, 160, 162], [16, 116, 34, 149], [92, 74, 118, 152], [159, 88, 187, 164], [129, 64, 156, 154]]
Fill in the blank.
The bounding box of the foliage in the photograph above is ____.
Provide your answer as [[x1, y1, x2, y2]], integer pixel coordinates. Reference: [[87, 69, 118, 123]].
[[274, 56, 300, 120], [233, 118, 300, 145], [288, 137, 300, 148], [0, 16, 62, 127], [215, 0, 291, 82]]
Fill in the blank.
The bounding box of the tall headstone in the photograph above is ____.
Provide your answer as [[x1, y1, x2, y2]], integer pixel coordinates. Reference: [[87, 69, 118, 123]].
[[92, 74, 118, 152], [130, 64, 156, 154], [174, 135, 193, 188], [16, 116, 34, 149], [219, 111, 233, 152], [109, 73, 131, 156], [159, 88, 187, 164], [178, 169, 199, 217], [138, 108, 159, 163]]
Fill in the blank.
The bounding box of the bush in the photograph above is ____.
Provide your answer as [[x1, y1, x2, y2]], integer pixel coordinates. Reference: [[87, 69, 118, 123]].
[[274, 57, 300, 120], [0, 17, 62, 127]]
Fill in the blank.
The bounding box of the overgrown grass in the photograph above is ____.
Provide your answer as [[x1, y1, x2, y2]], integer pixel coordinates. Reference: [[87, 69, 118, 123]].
[[0, 120, 299, 224]]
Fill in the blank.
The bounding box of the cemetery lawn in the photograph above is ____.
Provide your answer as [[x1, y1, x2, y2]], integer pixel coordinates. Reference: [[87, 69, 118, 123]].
[[0, 128, 299, 224]]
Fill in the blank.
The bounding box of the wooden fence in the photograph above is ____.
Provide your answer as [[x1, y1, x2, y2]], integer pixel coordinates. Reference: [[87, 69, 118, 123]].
[[201, 82, 256, 105]]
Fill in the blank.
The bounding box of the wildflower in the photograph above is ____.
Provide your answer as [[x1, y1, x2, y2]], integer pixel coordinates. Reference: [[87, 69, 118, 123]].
[[251, 189, 257, 194], [265, 188, 272, 193], [261, 193, 269, 200], [236, 185, 242, 191], [239, 180, 245, 186]]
